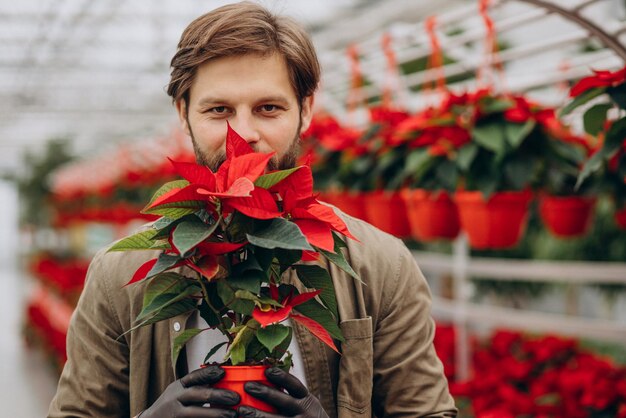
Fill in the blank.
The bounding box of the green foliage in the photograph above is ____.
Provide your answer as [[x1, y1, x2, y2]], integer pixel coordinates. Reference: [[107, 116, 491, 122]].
[[2, 138, 74, 226]]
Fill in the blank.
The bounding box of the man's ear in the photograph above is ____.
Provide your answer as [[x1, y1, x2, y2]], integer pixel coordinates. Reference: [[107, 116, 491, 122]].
[[175, 99, 191, 136], [299, 95, 314, 134]]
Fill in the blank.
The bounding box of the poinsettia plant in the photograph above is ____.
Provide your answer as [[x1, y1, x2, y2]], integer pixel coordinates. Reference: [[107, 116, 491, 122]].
[[393, 92, 472, 192], [451, 89, 560, 197], [301, 113, 367, 192], [108, 125, 359, 369], [356, 106, 410, 191], [563, 65, 626, 207]]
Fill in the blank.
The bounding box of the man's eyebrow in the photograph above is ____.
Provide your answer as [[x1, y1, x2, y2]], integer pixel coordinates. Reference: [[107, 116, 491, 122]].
[[196, 95, 291, 107], [255, 95, 290, 105], [197, 96, 229, 107]]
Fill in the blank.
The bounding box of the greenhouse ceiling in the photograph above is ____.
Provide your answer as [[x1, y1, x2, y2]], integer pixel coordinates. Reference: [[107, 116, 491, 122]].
[[1, 0, 623, 175]]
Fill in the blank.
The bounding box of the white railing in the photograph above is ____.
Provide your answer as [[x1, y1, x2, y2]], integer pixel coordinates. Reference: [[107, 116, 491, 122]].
[[413, 236, 626, 380]]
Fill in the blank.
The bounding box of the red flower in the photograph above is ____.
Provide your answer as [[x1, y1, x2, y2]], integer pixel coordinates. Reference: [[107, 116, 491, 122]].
[[252, 286, 339, 353], [570, 66, 626, 97], [145, 124, 281, 220], [271, 165, 357, 252]]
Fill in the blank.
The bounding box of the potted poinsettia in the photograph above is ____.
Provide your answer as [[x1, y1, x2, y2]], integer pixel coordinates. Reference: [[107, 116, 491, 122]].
[[533, 108, 599, 238], [393, 92, 472, 241], [562, 65, 626, 230], [451, 89, 547, 249], [302, 113, 371, 221], [356, 105, 412, 237], [108, 126, 359, 411]]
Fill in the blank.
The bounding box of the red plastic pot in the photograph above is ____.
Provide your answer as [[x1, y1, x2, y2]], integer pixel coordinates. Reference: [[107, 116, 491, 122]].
[[615, 207, 626, 230], [401, 189, 460, 241], [212, 365, 277, 412], [454, 190, 533, 249], [539, 195, 596, 238], [363, 190, 411, 238]]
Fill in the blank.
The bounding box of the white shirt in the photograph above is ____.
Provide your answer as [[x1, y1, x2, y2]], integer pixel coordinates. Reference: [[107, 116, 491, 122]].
[[185, 310, 308, 387]]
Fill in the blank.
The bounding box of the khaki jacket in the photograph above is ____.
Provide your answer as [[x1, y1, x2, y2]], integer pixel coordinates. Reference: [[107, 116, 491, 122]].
[[48, 212, 457, 417]]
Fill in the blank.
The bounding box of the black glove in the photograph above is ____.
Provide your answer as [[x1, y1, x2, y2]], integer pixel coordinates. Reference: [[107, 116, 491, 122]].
[[138, 365, 240, 418], [239, 367, 329, 418]]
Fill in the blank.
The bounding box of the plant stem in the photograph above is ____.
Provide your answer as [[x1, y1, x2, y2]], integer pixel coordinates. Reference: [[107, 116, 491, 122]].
[[198, 276, 234, 343]]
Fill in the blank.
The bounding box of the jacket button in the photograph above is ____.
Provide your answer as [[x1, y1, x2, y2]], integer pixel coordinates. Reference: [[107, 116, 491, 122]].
[[173, 322, 181, 332]]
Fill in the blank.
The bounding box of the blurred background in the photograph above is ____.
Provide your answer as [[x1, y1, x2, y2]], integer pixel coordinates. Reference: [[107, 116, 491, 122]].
[[2, 0, 626, 416]]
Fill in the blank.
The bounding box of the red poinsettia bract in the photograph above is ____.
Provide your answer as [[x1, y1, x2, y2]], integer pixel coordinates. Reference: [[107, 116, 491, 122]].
[[252, 286, 339, 353], [145, 124, 281, 220], [271, 165, 357, 252], [570, 66, 626, 97]]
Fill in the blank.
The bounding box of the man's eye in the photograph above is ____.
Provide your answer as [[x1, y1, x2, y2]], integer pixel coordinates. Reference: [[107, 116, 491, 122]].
[[260, 104, 278, 112], [210, 106, 227, 114]]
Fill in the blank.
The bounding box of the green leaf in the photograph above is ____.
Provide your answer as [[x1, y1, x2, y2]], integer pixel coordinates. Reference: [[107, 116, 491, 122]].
[[274, 248, 303, 274], [559, 87, 606, 116], [603, 117, 626, 154], [434, 159, 458, 191], [583, 103, 612, 136], [121, 298, 197, 337], [172, 328, 203, 368], [253, 247, 274, 274], [256, 324, 290, 353], [137, 281, 200, 322], [227, 212, 256, 242], [505, 120, 536, 148], [480, 96, 514, 114], [145, 179, 189, 207], [203, 342, 228, 365], [217, 280, 254, 315], [503, 155, 536, 190], [227, 323, 256, 365], [198, 297, 223, 328], [607, 84, 626, 109], [254, 167, 302, 189], [577, 118, 626, 188], [318, 233, 361, 282], [149, 240, 171, 250], [146, 253, 182, 279], [108, 229, 158, 252], [294, 265, 338, 320], [405, 149, 435, 179], [172, 219, 219, 256], [145, 206, 199, 218], [141, 272, 192, 309], [247, 218, 314, 251], [472, 121, 506, 156], [456, 143, 478, 171], [228, 273, 263, 294], [154, 216, 177, 230], [576, 151, 605, 189], [293, 299, 344, 342], [234, 289, 282, 307], [231, 255, 263, 276]]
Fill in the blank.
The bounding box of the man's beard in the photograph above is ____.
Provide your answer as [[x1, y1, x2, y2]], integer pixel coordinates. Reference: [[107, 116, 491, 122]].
[[188, 116, 303, 172]]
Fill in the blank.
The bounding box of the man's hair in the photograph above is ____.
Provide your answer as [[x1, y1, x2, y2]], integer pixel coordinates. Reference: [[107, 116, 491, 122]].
[[167, 1, 320, 106]]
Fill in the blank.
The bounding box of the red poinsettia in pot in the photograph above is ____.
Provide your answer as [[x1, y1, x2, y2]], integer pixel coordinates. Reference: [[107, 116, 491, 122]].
[[393, 92, 472, 241], [110, 126, 360, 411], [562, 65, 626, 230], [355, 106, 412, 237], [452, 89, 544, 249], [302, 112, 371, 221], [532, 106, 600, 238]]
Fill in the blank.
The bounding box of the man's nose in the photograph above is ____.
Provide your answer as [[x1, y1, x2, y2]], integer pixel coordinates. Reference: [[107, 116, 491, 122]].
[[230, 114, 261, 145]]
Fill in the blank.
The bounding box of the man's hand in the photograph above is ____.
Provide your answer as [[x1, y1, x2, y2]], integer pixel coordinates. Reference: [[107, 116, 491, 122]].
[[138, 365, 240, 418], [239, 367, 329, 418]]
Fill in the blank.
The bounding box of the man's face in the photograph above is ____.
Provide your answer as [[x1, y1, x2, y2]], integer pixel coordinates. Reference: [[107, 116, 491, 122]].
[[175, 53, 313, 171]]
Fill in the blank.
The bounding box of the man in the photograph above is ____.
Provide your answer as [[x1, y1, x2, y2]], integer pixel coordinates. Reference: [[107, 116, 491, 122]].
[[48, 2, 457, 417]]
